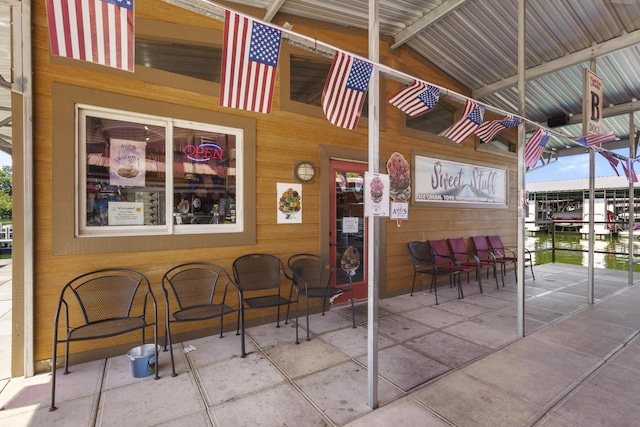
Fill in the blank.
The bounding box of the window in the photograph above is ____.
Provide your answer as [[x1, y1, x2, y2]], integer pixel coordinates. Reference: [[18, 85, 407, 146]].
[[405, 103, 454, 134], [78, 106, 242, 237], [135, 37, 222, 83]]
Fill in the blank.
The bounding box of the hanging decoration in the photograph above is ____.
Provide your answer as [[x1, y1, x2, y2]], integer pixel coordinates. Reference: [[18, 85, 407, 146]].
[[220, 10, 283, 114], [388, 80, 440, 117], [386, 152, 411, 227], [322, 52, 373, 130], [45, 0, 135, 72], [439, 100, 485, 144]]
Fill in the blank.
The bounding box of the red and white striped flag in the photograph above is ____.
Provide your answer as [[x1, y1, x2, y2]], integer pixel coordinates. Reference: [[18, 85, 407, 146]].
[[568, 131, 616, 146], [388, 80, 439, 117], [45, 0, 135, 72], [475, 114, 522, 143], [598, 151, 620, 176], [622, 159, 638, 183], [524, 128, 550, 168], [439, 99, 485, 144], [220, 10, 282, 114], [322, 51, 373, 130]]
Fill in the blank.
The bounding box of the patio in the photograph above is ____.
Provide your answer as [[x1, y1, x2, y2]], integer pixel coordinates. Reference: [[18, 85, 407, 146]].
[[1, 263, 640, 426]]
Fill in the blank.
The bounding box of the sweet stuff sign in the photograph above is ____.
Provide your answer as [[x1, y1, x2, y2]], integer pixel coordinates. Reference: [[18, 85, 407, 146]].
[[413, 154, 507, 207]]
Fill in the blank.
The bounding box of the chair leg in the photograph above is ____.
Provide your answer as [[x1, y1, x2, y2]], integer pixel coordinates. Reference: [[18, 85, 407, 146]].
[[285, 285, 295, 324], [305, 295, 311, 342], [295, 298, 300, 345], [432, 275, 438, 305], [411, 272, 416, 296], [50, 340, 58, 411], [63, 341, 70, 375], [166, 323, 176, 377], [477, 267, 483, 294], [240, 307, 246, 358], [350, 289, 356, 328], [153, 330, 159, 381]]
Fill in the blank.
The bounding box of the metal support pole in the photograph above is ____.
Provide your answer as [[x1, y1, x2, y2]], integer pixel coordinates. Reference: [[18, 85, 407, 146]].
[[629, 114, 635, 284], [367, 0, 380, 410], [586, 60, 596, 305], [516, 0, 526, 337]]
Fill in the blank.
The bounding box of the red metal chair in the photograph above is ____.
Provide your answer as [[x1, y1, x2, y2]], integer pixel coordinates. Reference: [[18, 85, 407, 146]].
[[449, 237, 498, 292], [428, 239, 474, 299], [487, 235, 535, 282]]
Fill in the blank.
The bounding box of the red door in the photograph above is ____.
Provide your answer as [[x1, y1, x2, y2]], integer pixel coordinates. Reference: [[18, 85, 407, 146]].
[[330, 160, 368, 302]]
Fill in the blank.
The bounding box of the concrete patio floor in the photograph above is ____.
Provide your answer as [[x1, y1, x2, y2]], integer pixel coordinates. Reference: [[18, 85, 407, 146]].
[[1, 263, 640, 426]]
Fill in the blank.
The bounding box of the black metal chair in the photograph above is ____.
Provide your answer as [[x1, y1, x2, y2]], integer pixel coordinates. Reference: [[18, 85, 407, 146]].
[[408, 241, 459, 304], [232, 254, 293, 357], [50, 268, 158, 411], [162, 262, 241, 376], [287, 254, 356, 344]]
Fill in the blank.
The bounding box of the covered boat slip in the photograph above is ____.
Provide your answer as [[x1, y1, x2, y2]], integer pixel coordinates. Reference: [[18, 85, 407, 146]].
[[527, 176, 640, 239]]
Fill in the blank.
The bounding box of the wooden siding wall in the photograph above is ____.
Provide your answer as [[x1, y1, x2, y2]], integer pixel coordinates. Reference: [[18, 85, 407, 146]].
[[29, 1, 518, 371]]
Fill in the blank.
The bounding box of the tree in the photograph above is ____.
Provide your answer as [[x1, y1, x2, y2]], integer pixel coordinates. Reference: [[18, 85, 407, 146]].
[[0, 166, 11, 218]]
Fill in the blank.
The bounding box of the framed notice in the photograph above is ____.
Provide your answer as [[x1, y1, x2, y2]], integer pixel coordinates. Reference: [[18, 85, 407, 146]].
[[413, 153, 508, 208], [108, 202, 144, 225]]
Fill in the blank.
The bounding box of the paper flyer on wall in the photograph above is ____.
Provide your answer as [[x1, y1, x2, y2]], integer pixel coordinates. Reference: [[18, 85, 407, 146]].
[[277, 183, 302, 224], [364, 172, 389, 217], [109, 138, 146, 187]]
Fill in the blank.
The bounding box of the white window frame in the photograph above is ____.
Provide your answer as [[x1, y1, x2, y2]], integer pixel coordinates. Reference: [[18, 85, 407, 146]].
[[76, 105, 244, 237]]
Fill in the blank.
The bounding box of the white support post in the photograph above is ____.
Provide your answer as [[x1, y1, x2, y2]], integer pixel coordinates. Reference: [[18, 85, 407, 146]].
[[367, 0, 380, 410], [516, 0, 526, 337]]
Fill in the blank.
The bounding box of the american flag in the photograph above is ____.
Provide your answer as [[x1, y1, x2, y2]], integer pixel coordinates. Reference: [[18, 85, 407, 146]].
[[220, 10, 282, 114], [475, 114, 522, 143], [439, 99, 485, 144], [388, 80, 440, 117], [598, 151, 620, 176], [569, 131, 617, 146], [45, 0, 135, 72], [524, 128, 550, 168], [322, 52, 373, 130], [622, 159, 638, 183]]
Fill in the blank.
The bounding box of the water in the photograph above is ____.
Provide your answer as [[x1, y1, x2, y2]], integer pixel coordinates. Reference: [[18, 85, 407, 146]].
[[526, 232, 640, 272]]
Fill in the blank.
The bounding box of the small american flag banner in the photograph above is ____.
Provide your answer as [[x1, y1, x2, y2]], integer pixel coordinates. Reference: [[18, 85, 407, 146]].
[[388, 80, 440, 117], [622, 159, 638, 183], [598, 151, 620, 176], [45, 0, 135, 72], [439, 99, 485, 144], [220, 10, 282, 114], [322, 52, 373, 130], [475, 114, 522, 143], [568, 131, 616, 147], [524, 128, 550, 168]]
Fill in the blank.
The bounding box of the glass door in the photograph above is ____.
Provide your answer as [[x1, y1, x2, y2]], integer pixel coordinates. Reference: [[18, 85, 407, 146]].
[[330, 159, 368, 301]]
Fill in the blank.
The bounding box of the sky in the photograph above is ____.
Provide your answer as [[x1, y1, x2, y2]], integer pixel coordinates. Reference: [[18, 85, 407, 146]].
[[0, 151, 9, 168], [526, 148, 630, 183]]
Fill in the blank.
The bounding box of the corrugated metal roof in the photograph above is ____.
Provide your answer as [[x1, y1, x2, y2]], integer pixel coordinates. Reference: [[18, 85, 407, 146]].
[[5, 1, 640, 161], [224, 0, 640, 155]]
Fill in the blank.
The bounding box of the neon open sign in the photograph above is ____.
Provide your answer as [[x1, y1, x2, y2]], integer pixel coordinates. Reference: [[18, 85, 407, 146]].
[[183, 142, 225, 162]]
